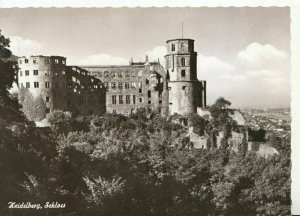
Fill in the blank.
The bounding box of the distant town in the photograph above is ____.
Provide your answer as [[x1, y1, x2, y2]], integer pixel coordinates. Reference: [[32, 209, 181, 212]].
[[242, 107, 291, 139]]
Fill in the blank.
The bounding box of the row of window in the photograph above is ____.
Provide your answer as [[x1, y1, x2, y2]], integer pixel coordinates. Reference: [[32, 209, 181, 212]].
[[20, 81, 104, 90], [19, 58, 66, 65], [20, 82, 50, 88], [112, 95, 136, 105], [19, 70, 66, 77], [166, 57, 188, 68], [170, 43, 191, 52], [91, 70, 143, 78], [105, 81, 143, 90]]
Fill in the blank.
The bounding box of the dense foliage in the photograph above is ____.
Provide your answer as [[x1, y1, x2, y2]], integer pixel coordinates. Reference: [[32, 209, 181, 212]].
[[19, 87, 47, 121], [0, 30, 291, 216]]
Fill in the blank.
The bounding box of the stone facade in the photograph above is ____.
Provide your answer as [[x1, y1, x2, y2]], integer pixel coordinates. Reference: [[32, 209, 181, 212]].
[[18, 56, 106, 115], [165, 39, 206, 115], [17, 38, 207, 117]]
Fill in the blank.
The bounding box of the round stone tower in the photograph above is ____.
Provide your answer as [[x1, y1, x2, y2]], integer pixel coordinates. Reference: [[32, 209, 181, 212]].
[[18, 55, 67, 113], [165, 39, 200, 115]]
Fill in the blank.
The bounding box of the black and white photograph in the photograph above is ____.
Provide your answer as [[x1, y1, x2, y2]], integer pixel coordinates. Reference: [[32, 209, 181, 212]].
[[0, 1, 299, 215]]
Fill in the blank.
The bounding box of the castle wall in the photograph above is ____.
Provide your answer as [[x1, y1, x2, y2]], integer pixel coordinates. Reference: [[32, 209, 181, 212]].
[[17, 38, 206, 118], [81, 62, 168, 116]]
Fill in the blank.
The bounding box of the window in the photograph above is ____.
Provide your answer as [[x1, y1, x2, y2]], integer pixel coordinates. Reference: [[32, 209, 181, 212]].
[[133, 95, 136, 104], [171, 43, 175, 51], [55, 59, 59, 64], [148, 90, 151, 98], [182, 86, 186, 90], [111, 82, 116, 89], [131, 82, 136, 88], [45, 82, 50, 88], [113, 110, 117, 114], [181, 57, 186, 66], [33, 58, 37, 64], [148, 101, 151, 104], [55, 72, 59, 76], [118, 71, 122, 77], [25, 59, 28, 63], [46, 108, 50, 113], [62, 70, 66, 75], [159, 91, 162, 98], [46, 97, 50, 102], [19, 59, 22, 64], [20, 83, 24, 88], [181, 70, 186, 77], [125, 82, 130, 89], [26, 82, 30, 88], [139, 97, 143, 103], [138, 81, 142, 88], [34, 82, 39, 88], [111, 72, 116, 77], [112, 95, 117, 104], [146, 79, 149, 85], [159, 100, 162, 104], [118, 82, 123, 89], [125, 71, 130, 77], [45, 59, 50, 63], [62, 60, 66, 64], [20, 71, 22, 76], [34, 70, 38, 75], [104, 82, 109, 89], [45, 71, 50, 76], [25, 70, 29, 76], [139, 89, 142, 93], [119, 95, 123, 104], [126, 95, 130, 104], [104, 71, 109, 77]]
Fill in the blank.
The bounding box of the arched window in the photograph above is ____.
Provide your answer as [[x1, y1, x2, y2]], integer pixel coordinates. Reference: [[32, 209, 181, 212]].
[[181, 57, 186, 66], [171, 44, 175, 51]]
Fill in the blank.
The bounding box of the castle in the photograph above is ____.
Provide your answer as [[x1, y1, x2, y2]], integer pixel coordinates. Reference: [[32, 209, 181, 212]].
[[17, 38, 207, 116]]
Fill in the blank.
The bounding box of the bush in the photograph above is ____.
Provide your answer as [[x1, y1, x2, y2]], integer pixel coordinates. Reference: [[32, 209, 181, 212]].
[[21, 92, 47, 121], [46, 110, 72, 134]]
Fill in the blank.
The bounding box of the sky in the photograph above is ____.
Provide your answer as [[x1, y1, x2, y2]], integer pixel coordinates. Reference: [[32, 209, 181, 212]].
[[0, 7, 291, 108]]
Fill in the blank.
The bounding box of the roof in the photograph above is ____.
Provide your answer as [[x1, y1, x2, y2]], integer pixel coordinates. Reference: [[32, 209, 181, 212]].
[[166, 38, 195, 43], [18, 55, 66, 59]]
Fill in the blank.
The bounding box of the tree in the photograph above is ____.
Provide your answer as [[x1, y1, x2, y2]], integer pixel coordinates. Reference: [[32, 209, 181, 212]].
[[21, 91, 36, 121], [212, 97, 231, 109], [46, 110, 72, 134], [0, 30, 15, 93], [34, 95, 47, 121]]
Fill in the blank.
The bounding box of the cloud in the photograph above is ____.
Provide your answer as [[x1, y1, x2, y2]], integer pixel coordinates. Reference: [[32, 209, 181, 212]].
[[77, 54, 128, 65], [9, 36, 43, 56], [196, 53, 290, 107], [237, 42, 288, 68], [197, 54, 235, 79], [144, 46, 167, 64]]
